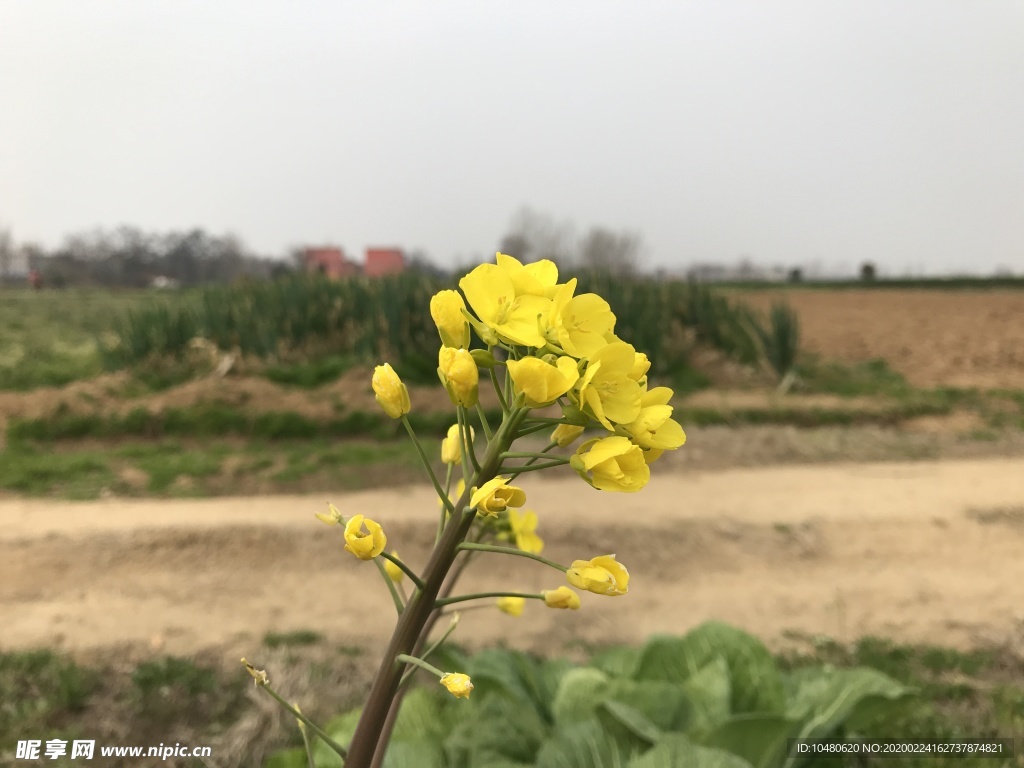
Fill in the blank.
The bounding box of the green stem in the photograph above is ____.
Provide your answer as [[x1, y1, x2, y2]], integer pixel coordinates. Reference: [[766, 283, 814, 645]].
[[345, 406, 519, 766], [505, 460, 569, 475], [435, 591, 544, 607], [489, 363, 508, 413], [401, 614, 462, 686], [437, 464, 453, 543], [475, 402, 493, 440], [456, 407, 472, 488], [396, 653, 446, 679], [402, 415, 454, 516], [299, 714, 316, 768], [462, 406, 482, 473], [261, 684, 349, 759], [506, 441, 559, 480], [457, 541, 569, 573], [514, 422, 564, 438], [501, 451, 566, 460], [379, 551, 425, 590], [374, 558, 405, 614]]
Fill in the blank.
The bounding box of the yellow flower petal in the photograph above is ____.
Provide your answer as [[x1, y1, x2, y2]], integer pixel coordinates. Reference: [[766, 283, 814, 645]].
[[542, 586, 581, 610], [371, 364, 411, 419], [343, 514, 387, 560], [566, 554, 629, 596], [470, 477, 527, 517], [507, 355, 580, 406], [438, 347, 479, 407], [430, 290, 471, 349], [571, 436, 650, 493], [496, 596, 526, 617], [440, 672, 474, 699]]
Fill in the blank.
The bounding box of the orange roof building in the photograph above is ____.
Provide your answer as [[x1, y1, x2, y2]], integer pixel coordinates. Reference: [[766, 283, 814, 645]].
[[365, 248, 405, 278], [301, 247, 359, 279]]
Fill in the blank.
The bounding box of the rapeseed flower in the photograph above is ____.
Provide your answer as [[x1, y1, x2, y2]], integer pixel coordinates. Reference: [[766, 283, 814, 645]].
[[440, 672, 474, 699], [496, 596, 526, 616], [551, 423, 585, 447], [570, 436, 650, 492], [343, 515, 387, 560], [547, 279, 617, 358], [383, 551, 404, 583], [624, 386, 686, 458], [575, 341, 643, 430], [495, 253, 561, 298], [441, 423, 474, 465], [470, 477, 526, 517], [566, 555, 629, 596], [459, 264, 551, 348], [438, 347, 479, 407], [542, 586, 581, 610], [508, 508, 544, 554], [371, 363, 410, 419], [507, 355, 580, 406], [430, 290, 470, 349]]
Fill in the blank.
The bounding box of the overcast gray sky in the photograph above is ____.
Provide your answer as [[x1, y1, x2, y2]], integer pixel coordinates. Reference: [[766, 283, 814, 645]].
[[1, 1, 1022, 276]]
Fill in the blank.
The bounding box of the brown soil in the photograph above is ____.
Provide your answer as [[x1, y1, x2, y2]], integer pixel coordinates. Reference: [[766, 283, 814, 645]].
[[4, 456, 1024, 661], [738, 289, 1024, 389]]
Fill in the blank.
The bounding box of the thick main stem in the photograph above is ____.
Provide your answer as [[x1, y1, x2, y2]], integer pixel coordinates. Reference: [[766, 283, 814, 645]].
[[344, 410, 522, 767]]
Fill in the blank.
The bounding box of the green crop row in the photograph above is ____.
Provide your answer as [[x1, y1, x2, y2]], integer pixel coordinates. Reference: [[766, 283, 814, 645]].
[[101, 272, 801, 384]]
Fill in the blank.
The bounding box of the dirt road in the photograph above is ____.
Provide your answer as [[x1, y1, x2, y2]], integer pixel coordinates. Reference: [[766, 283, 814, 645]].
[[2, 457, 1023, 659]]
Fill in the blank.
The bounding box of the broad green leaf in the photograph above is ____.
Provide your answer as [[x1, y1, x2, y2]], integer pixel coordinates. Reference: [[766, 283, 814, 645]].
[[604, 679, 694, 732], [468, 648, 563, 720], [444, 692, 549, 765], [600, 700, 663, 745], [392, 687, 457, 742], [310, 708, 361, 766], [698, 714, 799, 768], [681, 657, 732, 731], [629, 734, 756, 768], [785, 666, 914, 735], [384, 739, 445, 768], [553, 667, 612, 726], [537, 717, 646, 768], [263, 747, 307, 768], [634, 623, 785, 715], [590, 645, 641, 678]]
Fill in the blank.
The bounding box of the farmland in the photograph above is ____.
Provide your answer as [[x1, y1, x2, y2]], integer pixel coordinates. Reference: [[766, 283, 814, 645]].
[[1, 278, 1024, 766]]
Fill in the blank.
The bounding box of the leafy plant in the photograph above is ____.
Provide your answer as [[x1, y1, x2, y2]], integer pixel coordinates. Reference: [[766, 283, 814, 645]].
[[267, 622, 914, 768]]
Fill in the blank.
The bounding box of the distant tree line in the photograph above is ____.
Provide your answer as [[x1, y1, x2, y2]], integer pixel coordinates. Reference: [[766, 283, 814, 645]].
[[1, 226, 289, 289]]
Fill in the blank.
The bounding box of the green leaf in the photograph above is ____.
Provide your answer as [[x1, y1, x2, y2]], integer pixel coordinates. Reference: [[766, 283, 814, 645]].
[[310, 708, 361, 766], [698, 714, 799, 768], [263, 747, 307, 768], [392, 687, 456, 743], [552, 667, 612, 726], [384, 739, 445, 768], [634, 623, 785, 715], [444, 692, 549, 765], [468, 648, 566, 721], [629, 734, 756, 768], [536, 717, 645, 768], [600, 700, 662, 745], [681, 657, 732, 731], [784, 666, 915, 753], [604, 679, 694, 732], [590, 645, 641, 678]]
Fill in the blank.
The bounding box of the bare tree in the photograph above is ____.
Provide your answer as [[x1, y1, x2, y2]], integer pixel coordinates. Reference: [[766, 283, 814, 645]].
[[499, 207, 577, 266], [577, 226, 643, 276], [0, 227, 12, 282]]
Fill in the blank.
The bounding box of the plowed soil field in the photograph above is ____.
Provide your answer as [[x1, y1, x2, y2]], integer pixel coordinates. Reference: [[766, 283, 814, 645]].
[[739, 289, 1024, 388]]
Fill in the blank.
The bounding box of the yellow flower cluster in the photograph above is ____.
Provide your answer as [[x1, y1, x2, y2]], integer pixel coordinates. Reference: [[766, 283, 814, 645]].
[[429, 253, 685, 492]]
